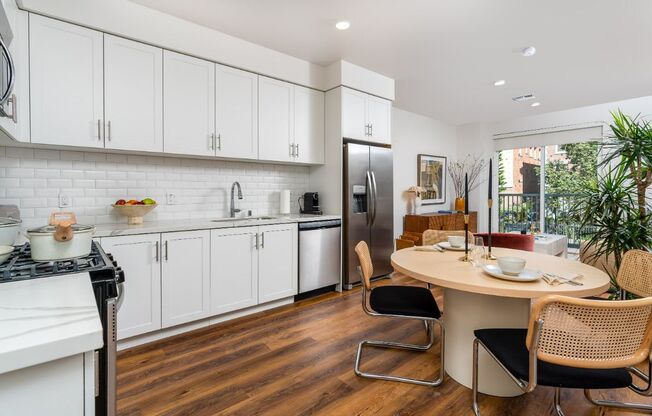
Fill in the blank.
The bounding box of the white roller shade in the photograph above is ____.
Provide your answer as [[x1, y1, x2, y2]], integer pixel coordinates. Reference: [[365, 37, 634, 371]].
[[493, 124, 605, 151]]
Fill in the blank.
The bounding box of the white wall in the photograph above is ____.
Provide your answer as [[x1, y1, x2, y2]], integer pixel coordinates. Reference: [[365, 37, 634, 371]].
[[456, 95, 652, 232], [0, 146, 309, 228], [392, 108, 457, 238]]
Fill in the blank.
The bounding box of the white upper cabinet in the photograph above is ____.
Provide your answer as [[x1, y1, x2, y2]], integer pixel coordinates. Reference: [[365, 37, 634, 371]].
[[215, 64, 258, 159], [163, 51, 215, 156], [293, 85, 324, 164], [100, 234, 162, 340], [161, 230, 211, 328], [104, 34, 163, 152], [210, 227, 258, 315], [258, 76, 293, 162], [366, 94, 391, 144], [341, 88, 367, 142], [341, 87, 392, 144], [258, 223, 298, 303], [29, 15, 104, 148]]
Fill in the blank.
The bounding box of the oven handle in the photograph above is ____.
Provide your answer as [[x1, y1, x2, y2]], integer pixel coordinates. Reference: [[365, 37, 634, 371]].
[[116, 281, 125, 311]]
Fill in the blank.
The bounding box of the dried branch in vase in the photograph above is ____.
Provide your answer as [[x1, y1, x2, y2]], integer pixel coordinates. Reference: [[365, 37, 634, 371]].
[[448, 155, 486, 198]]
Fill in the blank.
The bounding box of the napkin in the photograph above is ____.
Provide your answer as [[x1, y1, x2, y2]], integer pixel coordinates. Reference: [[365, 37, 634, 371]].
[[541, 272, 583, 286], [414, 245, 443, 253]]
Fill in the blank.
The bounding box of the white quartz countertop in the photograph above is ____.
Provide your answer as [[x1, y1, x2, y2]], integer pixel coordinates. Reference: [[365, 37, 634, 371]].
[[93, 214, 341, 238], [0, 273, 103, 375]]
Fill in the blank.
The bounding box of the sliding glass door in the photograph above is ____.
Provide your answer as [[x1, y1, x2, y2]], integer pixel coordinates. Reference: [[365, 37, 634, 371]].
[[498, 140, 599, 248]]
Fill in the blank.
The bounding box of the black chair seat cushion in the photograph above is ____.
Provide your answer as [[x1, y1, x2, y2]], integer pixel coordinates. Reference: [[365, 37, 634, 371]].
[[370, 286, 441, 319], [474, 328, 632, 389]]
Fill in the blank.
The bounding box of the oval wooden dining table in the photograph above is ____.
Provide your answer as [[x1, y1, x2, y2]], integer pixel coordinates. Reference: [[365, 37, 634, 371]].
[[390, 246, 610, 397]]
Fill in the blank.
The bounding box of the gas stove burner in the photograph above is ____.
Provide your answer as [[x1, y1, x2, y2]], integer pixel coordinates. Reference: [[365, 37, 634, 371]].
[[0, 241, 118, 283]]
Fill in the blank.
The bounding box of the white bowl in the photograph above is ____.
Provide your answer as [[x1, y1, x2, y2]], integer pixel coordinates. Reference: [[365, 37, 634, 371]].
[[0, 245, 14, 265], [448, 235, 465, 248], [497, 256, 526, 276]]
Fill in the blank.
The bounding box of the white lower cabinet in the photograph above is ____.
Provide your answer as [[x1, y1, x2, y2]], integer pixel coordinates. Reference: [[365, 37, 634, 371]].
[[161, 230, 211, 327], [101, 234, 162, 339], [258, 223, 298, 303], [101, 224, 297, 341], [0, 352, 95, 416], [210, 227, 258, 315]]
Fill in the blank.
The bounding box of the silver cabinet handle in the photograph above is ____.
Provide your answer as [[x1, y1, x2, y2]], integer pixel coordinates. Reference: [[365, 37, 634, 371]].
[[289, 143, 293, 157], [106, 120, 112, 141], [1, 94, 17, 124], [209, 133, 214, 150], [255, 233, 259, 250], [295, 143, 299, 158], [261, 231, 265, 248], [164, 240, 169, 261], [370, 123, 373, 137], [217, 133, 222, 151], [97, 119, 102, 141], [155, 241, 160, 262]]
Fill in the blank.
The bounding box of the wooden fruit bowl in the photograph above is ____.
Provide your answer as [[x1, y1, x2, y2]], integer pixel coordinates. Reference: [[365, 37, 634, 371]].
[[112, 204, 157, 225]]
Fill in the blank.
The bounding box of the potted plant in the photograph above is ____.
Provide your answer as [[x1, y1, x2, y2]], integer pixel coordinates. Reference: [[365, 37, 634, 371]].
[[576, 110, 652, 295], [448, 155, 486, 211]]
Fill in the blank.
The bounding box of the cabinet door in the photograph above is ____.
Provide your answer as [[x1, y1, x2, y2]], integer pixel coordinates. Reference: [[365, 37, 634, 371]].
[[161, 230, 210, 327], [366, 95, 392, 144], [258, 223, 297, 303], [293, 86, 324, 164], [104, 34, 163, 152], [29, 14, 104, 147], [216, 64, 258, 159], [210, 227, 258, 315], [163, 51, 215, 156], [258, 76, 293, 162], [341, 87, 367, 141], [100, 234, 161, 339]]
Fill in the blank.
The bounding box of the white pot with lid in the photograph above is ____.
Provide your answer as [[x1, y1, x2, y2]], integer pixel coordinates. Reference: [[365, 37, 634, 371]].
[[26, 212, 95, 261], [0, 217, 21, 246]]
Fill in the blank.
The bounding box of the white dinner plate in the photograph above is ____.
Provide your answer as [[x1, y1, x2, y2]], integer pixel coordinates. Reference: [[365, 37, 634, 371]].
[[482, 264, 541, 282], [437, 241, 475, 251]]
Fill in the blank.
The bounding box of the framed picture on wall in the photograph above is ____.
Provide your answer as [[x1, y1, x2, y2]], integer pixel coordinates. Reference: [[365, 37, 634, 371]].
[[417, 154, 447, 205]]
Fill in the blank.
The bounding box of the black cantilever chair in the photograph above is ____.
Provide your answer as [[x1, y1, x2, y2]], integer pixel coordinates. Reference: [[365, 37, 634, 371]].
[[353, 241, 445, 386], [472, 294, 652, 416]]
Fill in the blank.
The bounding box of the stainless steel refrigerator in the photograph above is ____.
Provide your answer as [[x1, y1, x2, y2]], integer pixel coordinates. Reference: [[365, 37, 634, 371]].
[[343, 142, 394, 288]]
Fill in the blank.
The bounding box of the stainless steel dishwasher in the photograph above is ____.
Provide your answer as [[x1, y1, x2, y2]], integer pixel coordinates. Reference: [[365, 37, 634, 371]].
[[298, 219, 341, 294]]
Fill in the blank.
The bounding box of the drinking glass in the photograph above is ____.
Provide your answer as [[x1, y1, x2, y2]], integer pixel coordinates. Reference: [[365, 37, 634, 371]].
[[470, 236, 486, 267]]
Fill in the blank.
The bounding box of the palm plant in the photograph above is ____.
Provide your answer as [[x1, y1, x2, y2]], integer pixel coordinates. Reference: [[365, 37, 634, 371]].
[[601, 109, 652, 219], [575, 110, 652, 294]]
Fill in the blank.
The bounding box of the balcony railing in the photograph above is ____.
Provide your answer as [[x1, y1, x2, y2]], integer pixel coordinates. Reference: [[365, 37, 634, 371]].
[[498, 192, 598, 248]]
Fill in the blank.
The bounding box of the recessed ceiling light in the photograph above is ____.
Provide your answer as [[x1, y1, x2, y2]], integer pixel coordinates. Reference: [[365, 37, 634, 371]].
[[531, 102, 541, 107], [335, 21, 350, 30], [493, 80, 506, 87], [521, 46, 537, 57]]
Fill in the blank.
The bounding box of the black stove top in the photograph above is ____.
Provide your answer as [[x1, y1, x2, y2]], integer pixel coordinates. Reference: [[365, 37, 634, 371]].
[[0, 241, 123, 284]]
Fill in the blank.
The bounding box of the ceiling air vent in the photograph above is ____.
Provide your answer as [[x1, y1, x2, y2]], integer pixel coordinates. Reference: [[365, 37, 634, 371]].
[[512, 94, 536, 102]]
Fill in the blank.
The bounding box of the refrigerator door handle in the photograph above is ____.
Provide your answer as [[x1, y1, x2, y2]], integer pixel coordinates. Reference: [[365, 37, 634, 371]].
[[365, 170, 373, 225], [370, 170, 378, 225]]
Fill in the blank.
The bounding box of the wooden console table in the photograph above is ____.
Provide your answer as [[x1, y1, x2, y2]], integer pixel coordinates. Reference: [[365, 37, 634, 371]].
[[397, 212, 478, 248]]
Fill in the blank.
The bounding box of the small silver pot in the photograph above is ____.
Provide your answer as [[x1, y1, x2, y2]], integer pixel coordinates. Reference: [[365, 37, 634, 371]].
[[0, 217, 21, 245], [26, 224, 95, 261]]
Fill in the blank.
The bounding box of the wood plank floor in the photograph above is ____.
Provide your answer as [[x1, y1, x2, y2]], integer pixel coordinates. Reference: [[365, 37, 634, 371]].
[[118, 274, 652, 416]]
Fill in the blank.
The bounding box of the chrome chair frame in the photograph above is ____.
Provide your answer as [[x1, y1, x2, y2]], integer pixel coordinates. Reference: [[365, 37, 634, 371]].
[[472, 320, 652, 416], [354, 268, 445, 387]]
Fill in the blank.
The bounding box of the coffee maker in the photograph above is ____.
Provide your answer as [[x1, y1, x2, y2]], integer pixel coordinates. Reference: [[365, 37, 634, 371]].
[[300, 192, 322, 215]]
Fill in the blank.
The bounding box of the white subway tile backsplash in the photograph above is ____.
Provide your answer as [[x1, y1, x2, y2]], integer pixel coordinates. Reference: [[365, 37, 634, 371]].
[[1, 146, 310, 227]]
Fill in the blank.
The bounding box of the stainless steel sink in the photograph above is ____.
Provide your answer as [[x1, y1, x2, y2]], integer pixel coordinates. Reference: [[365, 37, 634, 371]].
[[211, 216, 277, 222]]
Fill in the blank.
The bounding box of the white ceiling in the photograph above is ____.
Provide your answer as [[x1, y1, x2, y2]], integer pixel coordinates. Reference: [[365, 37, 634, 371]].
[[130, 0, 652, 125]]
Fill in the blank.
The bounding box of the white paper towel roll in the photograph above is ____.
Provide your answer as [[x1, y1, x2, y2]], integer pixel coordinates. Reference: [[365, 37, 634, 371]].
[[279, 190, 291, 215]]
